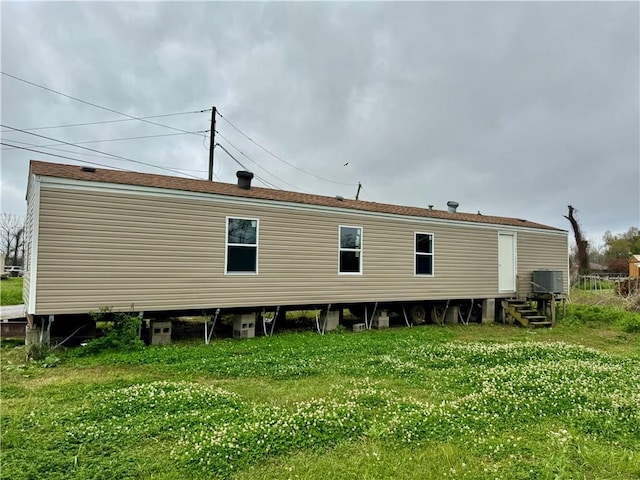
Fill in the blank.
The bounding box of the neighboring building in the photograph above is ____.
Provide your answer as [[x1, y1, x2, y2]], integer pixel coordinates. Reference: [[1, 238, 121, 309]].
[[630, 255, 640, 278], [23, 160, 569, 325], [589, 262, 608, 273]]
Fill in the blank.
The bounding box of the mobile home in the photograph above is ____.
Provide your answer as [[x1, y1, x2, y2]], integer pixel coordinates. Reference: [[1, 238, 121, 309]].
[[24, 160, 568, 332]]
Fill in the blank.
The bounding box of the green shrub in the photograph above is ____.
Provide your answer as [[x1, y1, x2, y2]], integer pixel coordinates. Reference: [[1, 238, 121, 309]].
[[620, 314, 640, 333], [26, 342, 50, 361], [81, 307, 144, 354], [563, 304, 619, 325], [563, 303, 640, 333], [39, 354, 61, 368]]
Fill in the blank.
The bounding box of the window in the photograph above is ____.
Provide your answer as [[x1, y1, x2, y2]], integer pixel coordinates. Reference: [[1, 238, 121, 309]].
[[339, 226, 362, 274], [226, 217, 258, 273], [415, 233, 434, 276]]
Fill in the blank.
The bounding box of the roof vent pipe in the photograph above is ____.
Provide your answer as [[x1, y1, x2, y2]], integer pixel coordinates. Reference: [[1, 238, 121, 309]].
[[236, 170, 254, 190], [428, 204, 434, 210], [447, 201, 459, 213]]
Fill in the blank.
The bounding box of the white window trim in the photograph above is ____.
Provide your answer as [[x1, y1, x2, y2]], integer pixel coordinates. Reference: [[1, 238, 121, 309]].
[[338, 225, 363, 275], [225, 216, 259, 275], [414, 232, 435, 277]]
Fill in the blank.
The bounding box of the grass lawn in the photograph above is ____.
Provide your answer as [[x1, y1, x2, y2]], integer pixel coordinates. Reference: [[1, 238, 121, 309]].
[[0, 276, 23, 306], [1, 296, 639, 479]]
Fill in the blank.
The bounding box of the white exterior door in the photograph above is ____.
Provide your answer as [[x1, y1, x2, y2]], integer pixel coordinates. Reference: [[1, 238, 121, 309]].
[[498, 233, 516, 293]]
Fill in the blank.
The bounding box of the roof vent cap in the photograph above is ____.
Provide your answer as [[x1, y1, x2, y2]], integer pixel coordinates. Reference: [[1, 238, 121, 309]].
[[447, 201, 459, 213], [428, 204, 434, 210], [335, 195, 344, 201], [236, 170, 254, 190], [81, 166, 96, 173]]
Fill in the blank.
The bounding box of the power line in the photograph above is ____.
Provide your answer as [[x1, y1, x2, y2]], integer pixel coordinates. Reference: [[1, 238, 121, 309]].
[[172, 167, 209, 173], [359, 186, 374, 202], [214, 130, 305, 192], [214, 143, 248, 170], [1, 139, 123, 160], [3, 137, 216, 179], [0, 109, 210, 133], [217, 110, 358, 187], [1, 71, 208, 138], [0, 142, 132, 171], [3, 139, 349, 198], [1, 130, 209, 151], [215, 143, 281, 190], [2, 124, 203, 180]]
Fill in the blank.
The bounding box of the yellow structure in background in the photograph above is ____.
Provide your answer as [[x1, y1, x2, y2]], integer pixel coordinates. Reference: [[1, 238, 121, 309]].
[[630, 255, 640, 278]]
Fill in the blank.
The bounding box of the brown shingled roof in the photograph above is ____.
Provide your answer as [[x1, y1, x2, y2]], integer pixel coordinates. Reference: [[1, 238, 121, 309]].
[[30, 160, 564, 232]]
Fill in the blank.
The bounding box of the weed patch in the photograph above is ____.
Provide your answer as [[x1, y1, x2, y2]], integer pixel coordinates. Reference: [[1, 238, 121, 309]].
[[620, 315, 640, 333], [3, 335, 639, 479], [562, 303, 640, 334], [80, 308, 144, 354], [2, 293, 639, 480]]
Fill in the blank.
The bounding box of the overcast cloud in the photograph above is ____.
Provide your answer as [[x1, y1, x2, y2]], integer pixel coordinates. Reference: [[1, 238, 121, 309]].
[[1, 1, 638, 247]]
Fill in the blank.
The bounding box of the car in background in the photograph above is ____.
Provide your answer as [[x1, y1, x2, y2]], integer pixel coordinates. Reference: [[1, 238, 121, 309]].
[[4, 266, 24, 277]]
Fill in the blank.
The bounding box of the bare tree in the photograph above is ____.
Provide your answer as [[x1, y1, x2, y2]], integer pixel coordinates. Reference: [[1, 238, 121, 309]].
[[564, 205, 590, 275], [1, 213, 25, 266]]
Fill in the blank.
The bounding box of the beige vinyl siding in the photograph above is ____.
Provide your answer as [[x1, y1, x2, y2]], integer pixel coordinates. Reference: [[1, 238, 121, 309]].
[[517, 231, 569, 295], [23, 174, 38, 310], [23, 269, 31, 310], [33, 184, 567, 315]]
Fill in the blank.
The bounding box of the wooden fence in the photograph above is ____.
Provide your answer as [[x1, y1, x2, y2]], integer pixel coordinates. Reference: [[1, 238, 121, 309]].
[[573, 274, 639, 296], [615, 277, 640, 297]]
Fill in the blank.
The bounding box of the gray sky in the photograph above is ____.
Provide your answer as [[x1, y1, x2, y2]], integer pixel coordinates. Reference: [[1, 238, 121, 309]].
[[1, 1, 638, 248]]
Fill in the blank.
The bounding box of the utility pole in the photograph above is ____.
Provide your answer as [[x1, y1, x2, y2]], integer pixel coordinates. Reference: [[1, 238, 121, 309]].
[[208, 106, 217, 181], [355, 182, 362, 200]]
